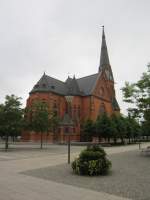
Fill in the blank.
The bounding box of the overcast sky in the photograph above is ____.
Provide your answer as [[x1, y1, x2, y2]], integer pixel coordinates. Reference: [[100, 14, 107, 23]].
[[0, 0, 149, 114]]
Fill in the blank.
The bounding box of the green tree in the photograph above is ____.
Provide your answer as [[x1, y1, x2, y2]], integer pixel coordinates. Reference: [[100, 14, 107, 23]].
[[49, 112, 60, 134], [117, 115, 128, 144], [0, 95, 23, 150], [82, 119, 95, 141], [0, 104, 5, 139], [121, 115, 140, 144], [27, 101, 50, 149], [122, 64, 150, 136], [125, 116, 135, 143], [48, 112, 60, 143], [96, 113, 112, 142], [110, 114, 120, 144], [130, 117, 141, 141], [110, 114, 127, 144]]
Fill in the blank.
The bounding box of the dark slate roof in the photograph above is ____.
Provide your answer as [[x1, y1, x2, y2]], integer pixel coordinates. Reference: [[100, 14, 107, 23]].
[[30, 73, 68, 95], [112, 97, 120, 111], [77, 73, 99, 95], [30, 72, 100, 96], [65, 76, 82, 96]]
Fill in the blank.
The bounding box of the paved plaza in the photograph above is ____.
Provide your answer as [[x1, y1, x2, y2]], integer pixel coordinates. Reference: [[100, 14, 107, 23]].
[[0, 142, 150, 200]]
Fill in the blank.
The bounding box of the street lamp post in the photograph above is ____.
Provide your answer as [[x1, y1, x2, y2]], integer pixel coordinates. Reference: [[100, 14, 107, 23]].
[[65, 96, 73, 164], [60, 96, 74, 164], [68, 133, 71, 164], [61, 114, 73, 164]]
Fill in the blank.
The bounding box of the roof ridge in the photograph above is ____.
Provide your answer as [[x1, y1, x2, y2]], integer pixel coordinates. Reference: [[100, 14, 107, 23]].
[[66, 76, 82, 95], [77, 73, 99, 80], [43, 74, 50, 87], [45, 75, 66, 84]]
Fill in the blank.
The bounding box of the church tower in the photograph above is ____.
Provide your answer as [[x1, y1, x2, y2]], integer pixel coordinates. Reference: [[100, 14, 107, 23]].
[[98, 26, 120, 113]]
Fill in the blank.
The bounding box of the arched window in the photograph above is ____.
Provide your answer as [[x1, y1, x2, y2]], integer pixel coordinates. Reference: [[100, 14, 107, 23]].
[[42, 98, 46, 103], [64, 127, 69, 134], [53, 100, 57, 109], [53, 100, 58, 116], [42, 83, 46, 88], [99, 103, 106, 114], [99, 87, 104, 96], [65, 102, 68, 113], [78, 105, 80, 117], [74, 105, 76, 116], [34, 84, 39, 88]]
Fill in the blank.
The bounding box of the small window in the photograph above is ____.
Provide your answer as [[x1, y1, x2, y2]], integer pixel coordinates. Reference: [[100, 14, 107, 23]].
[[53, 101, 57, 109], [64, 127, 69, 133], [78, 105, 80, 116], [99, 87, 104, 96], [58, 128, 61, 133], [42, 99, 46, 104], [53, 110, 58, 116], [74, 105, 76, 114], [99, 103, 106, 114], [51, 85, 55, 89], [65, 102, 68, 113], [34, 84, 39, 88], [42, 84, 46, 88]]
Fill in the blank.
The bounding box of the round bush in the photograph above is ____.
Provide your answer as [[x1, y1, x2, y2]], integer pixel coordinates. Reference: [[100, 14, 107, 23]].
[[72, 145, 111, 176]]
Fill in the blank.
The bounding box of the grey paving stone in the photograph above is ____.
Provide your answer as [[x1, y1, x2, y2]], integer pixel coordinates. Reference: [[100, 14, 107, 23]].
[[22, 150, 150, 200]]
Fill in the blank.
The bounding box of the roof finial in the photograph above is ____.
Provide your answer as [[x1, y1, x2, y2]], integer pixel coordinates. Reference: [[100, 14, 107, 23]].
[[43, 70, 46, 76], [102, 25, 105, 38], [67, 72, 70, 78]]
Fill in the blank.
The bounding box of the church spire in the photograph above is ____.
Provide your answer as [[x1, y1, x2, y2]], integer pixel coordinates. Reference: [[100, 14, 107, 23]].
[[99, 26, 110, 72]]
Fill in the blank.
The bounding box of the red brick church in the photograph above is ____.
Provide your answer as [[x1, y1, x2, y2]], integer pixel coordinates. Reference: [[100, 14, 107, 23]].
[[22, 27, 120, 142]]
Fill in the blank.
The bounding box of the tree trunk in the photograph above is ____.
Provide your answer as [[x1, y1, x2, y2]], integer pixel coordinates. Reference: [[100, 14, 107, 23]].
[[40, 132, 43, 149], [129, 137, 131, 144], [121, 137, 124, 144], [113, 137, 117, 144], [13, 135, 15, 143], [46, 131, 48, 144], [5, 133, 9, 151], [131, 137, 134, 143]]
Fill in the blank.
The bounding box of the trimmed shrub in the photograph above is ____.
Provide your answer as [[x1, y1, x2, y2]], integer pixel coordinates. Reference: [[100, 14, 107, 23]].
[[72, 145, 111, 176]]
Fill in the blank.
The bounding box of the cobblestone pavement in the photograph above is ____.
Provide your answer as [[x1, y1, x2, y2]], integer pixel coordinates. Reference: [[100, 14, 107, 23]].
[[0, 143, 149, 200], [22, 150, 150, 200]]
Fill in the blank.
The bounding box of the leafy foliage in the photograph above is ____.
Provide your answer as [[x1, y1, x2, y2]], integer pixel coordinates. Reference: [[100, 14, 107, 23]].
[[49, 112, 60, 133], [24, 100, 60, 148], [24, 100, 50, 148], [31, 101, 49, 133], [82, 119, 96, 141], [95, 113, 114, 141], [81, 113, 141, 144], [0, 95, 23, 150], [72, 145, 111, 176], [122, 64, 150, 135]]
